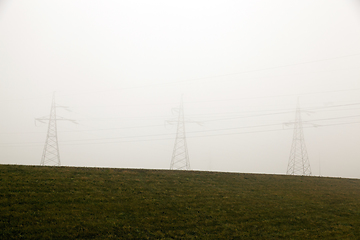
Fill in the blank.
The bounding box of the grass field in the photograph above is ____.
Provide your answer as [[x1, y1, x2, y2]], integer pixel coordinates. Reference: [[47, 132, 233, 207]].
[[1, 165, 360, 239]]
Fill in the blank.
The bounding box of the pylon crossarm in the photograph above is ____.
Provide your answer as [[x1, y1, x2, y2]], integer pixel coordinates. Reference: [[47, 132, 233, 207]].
[[37, 117, 76, 121]]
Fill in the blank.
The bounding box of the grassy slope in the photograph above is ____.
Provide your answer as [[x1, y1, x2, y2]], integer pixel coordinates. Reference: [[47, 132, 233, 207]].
[[0, 165, 360, 239]]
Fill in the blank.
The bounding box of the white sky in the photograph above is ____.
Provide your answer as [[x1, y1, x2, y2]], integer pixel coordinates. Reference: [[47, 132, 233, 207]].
[[1, 0, 360, 178]]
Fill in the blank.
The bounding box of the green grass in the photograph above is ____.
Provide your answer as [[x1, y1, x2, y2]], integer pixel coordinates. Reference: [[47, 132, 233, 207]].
[[1, 165, 360, 239]]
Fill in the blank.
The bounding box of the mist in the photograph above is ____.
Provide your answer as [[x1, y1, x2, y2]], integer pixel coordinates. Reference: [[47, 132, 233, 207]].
[[1, 0, 360, 178]]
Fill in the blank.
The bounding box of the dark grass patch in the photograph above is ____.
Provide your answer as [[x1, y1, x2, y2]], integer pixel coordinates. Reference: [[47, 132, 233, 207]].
[[1, 165, 360, 239]]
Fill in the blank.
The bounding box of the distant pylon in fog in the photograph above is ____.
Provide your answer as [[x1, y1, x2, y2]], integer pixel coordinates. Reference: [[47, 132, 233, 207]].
[[286, 99, 312, 176], [36, 92, 76, 166], [167, 96, 201, 170]]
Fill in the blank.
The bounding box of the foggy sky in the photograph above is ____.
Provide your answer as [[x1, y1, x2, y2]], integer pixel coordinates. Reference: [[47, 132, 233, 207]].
[[1, 0, 360, 178]]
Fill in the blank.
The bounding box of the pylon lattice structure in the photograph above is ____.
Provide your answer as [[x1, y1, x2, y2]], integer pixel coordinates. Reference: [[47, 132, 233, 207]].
[[167, 97, 201, 170], [36, 93, 76, 166], [286, 100, 312, 176], [169, 97, 190, 170]]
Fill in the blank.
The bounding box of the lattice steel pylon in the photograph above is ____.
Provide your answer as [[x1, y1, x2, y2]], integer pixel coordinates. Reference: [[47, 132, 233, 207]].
[[286, 99, 312, 176], [36, 93, 76, 166], [167, 96, 201, 170], [169, 97, 190, 170]]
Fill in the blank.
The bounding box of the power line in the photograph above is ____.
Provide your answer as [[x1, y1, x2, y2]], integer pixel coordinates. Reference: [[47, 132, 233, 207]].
[[1, 100, 359, 136], [1, 108, 358, 135], [3, 120, 360, 147], [2, 115, 360, 147], [66, 101, 360, 125], [1, 101, 359, 137], [63, 102, 360, 123]]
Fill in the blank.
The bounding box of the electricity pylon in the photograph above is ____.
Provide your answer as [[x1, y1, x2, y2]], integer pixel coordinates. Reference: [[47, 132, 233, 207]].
[[286, 99, 312, 176], [167, 96, 201, 170], [36, 93, 76, 166]]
